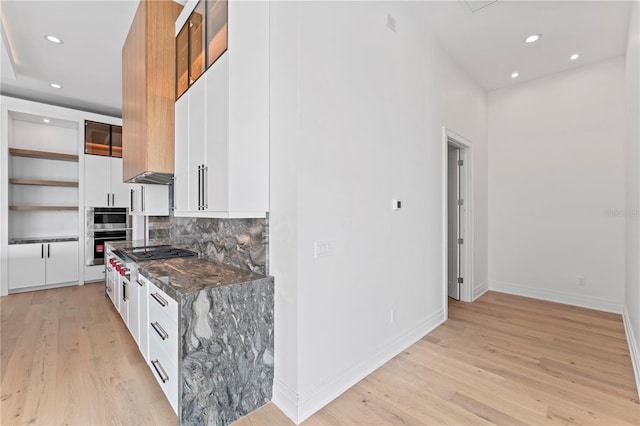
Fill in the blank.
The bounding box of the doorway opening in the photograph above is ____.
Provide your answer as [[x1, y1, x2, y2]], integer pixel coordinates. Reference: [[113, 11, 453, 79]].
[[443, 129, 474, 307]]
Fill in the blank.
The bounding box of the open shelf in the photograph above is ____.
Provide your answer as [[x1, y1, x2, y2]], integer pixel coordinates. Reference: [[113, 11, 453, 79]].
[[9, 148, 79, 162], [9, 206, 78, 211], [9, 178, 79, 187]]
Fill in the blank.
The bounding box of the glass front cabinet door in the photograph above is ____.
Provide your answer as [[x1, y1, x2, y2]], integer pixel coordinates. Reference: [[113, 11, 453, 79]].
[[176, 0, 227, 99]]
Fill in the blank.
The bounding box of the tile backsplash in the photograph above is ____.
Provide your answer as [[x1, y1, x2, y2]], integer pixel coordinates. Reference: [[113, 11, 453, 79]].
[[148, 216, 268, 275]]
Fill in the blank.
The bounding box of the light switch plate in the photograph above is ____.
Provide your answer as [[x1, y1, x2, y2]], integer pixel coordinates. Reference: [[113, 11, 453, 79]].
[[314, 240, 333, 258]]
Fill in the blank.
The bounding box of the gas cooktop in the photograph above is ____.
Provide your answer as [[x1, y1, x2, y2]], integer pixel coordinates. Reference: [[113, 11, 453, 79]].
[[124, 245, 198, 262]]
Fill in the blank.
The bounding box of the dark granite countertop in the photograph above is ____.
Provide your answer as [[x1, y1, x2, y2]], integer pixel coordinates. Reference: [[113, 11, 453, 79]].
[[10, 236, 79, 245], [106, 240, 269, 300], [138, 257, 269, 299]]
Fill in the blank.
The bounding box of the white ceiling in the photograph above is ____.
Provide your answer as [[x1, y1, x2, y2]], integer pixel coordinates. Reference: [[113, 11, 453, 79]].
[[0, 1, 633, 117], [412, 0, 632, 91], [0, 0, 138, 117]]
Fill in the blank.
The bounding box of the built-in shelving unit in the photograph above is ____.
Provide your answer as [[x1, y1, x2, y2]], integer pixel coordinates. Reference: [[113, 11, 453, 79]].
[[6, 111, 80, 244]]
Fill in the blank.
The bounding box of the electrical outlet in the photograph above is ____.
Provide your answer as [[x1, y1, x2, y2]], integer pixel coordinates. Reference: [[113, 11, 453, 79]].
[[578, 277, 587, 287]]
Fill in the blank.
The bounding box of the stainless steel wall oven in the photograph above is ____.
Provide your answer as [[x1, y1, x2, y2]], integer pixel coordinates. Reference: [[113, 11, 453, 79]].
[[86, 207, 131, 266]]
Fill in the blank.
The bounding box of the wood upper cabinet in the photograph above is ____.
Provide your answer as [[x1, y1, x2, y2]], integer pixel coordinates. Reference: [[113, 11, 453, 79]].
[[122, 0, 182, 183]]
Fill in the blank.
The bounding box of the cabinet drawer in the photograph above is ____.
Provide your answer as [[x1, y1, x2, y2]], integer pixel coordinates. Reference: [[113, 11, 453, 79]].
[[148, 309, 179, 364], [149, 335, 178, 414], [147, 280, 179, 321]]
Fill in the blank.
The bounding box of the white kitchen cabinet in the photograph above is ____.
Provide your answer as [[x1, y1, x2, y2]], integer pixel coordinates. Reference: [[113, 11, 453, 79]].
[[147, 277, 179, 413], [119, 274, 130, 326], [137, 274, 150, 361], [129, 184, 169, 216], [8, 241, 79, 290], [174, 2, 268, 218], [84, 155, 129, 207]]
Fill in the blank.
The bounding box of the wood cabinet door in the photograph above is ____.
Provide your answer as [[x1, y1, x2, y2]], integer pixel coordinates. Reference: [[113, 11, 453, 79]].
[[8, 244, 46, 289], [45, 241, 78, 285]]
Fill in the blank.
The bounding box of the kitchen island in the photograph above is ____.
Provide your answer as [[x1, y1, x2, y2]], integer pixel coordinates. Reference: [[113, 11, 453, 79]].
[[105, 241, 274, 426]]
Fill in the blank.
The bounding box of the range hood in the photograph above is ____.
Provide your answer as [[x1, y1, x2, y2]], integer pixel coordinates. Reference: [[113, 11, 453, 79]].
[[126, 171, 174, 185]]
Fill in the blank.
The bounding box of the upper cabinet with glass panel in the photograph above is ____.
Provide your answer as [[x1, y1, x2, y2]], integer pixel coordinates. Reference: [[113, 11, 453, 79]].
[[85, 121, 122, 158], [176, 0, 227, 99]]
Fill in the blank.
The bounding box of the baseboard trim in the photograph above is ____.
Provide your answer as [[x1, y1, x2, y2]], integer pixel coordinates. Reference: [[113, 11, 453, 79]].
[[473, 280, 488, 301], [296, 309, 446, 423], [623, 304, 640, 398], [272, 377, 299, 423], [489, 280, 622, 314]]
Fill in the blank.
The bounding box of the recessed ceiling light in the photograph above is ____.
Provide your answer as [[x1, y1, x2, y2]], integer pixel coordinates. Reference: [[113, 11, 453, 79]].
[[43, 119, 50, 123], [524, 34, 541, 44], [45, 35, 63, 44], [50, 83, 62, 89], [570, 53, 580, 61], [511, 72, 519, 79]]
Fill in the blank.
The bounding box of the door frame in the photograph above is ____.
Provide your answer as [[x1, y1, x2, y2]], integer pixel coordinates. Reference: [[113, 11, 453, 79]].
[[442, 127, 474, 314]]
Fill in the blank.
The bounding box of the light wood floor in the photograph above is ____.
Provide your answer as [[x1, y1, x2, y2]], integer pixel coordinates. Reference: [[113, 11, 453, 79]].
[[1, 283, 177, 425], [236, 292, 640, 426], [2, 285, 638, 425]]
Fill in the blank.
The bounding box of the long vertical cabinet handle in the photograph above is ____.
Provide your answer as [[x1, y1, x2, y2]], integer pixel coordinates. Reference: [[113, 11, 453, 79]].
[[112, 193, 115, 206], [197, 165, 202, 210], [47, 244, 50, 258], [41, 244, 44, 259], [141, 186, 145, 212], [107, 193, 110, 206], [203, 166, 208, 210], [130, 188, 135, 212]]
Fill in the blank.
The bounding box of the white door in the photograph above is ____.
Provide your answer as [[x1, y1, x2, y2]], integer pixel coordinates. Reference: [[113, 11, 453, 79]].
[[447, 147, 462, 300], [45, 241, 79, 285], [8, 243, 46, 289], [84, 155, 111, 207], [110, 158, 129, 208]]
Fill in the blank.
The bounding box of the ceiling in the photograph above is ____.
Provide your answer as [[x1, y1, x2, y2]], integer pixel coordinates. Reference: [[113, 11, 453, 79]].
[[0, 1, 633, 117], [412, 0, 632, 91], [0, 1, 138, 117]]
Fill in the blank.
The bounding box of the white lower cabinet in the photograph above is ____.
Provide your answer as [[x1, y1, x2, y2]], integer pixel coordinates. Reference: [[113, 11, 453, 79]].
[[8, 241, 78, 290], [137, 274, 150, 361], [119, 274, 130, 326], [147, 277, 178, 414]]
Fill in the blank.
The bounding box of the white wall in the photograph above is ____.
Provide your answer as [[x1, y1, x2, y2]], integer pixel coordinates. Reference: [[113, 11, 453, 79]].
[[488, 57, 627, 313], [624, 1, 640, 397], [269, 1, 487, 422]]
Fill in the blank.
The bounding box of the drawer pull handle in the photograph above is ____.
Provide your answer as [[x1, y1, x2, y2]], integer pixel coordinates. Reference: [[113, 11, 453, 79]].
[[151, 292, 168, 307], [151, 321, 169, 340], [151, 359, 169, 383], [137, 279, 144, 286]]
